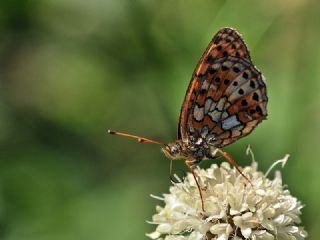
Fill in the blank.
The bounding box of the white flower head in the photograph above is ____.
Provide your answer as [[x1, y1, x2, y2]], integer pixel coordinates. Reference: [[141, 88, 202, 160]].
[[147, 155, 307, 240]]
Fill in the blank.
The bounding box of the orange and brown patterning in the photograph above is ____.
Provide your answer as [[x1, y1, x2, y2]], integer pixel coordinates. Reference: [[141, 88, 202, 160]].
[[162, 28, 267, 164], [109, 27, 268, 211]]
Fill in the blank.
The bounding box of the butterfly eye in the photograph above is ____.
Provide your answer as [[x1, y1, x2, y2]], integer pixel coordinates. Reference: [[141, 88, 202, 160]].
[[170, 145, 180, 155]]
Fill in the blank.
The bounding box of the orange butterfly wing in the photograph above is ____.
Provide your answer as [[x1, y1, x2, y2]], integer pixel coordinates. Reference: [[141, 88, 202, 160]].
[[178, 28, 268, 147]]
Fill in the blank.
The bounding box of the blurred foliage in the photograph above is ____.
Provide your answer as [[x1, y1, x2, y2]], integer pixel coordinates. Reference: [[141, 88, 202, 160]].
[[0, 0, 319, 239]]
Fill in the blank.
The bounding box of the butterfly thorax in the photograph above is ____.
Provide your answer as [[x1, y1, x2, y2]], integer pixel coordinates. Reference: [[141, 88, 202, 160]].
[[161, 137, 217, 163]]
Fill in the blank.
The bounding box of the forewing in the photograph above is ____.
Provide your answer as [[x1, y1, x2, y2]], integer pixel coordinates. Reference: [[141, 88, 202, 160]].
[[178, 28, 268, 147]]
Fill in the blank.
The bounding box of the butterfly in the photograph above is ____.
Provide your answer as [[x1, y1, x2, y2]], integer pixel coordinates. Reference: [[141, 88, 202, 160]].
[[108, 27, 268, 211]]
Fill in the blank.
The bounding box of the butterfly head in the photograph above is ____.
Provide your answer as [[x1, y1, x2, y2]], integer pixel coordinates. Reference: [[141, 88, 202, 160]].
[[161, 141, 184, 160]]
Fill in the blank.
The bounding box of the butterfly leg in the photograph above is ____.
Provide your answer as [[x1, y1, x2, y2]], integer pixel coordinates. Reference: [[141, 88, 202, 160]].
[[185, 160, 205, 212], [216, 149, 252, 185], [188, 158, 202, 165]]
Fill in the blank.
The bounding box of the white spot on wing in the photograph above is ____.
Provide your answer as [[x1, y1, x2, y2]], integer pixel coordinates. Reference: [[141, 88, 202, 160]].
[[222, 115, 241, 130], [208, 110, 221, 122], [222, 61, 232, 68], [209, 101, 217, 112], [209, 83, 217, 91], [221, 112, 228, 119], [212, 63, 220, 70], [216, 97, 227, 111], [206, 134, 216, 144], [201, 79, 210, 90], [193, 105, 204, 121], [201, 126, 209, 138], [205, 98, 213, 114]]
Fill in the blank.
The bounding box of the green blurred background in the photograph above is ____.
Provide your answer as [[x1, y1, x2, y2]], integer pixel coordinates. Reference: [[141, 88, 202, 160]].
[[0, 0, 319, 239]]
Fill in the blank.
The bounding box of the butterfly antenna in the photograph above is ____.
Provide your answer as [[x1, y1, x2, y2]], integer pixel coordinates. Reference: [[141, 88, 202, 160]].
[[107, 129, 165, 146]]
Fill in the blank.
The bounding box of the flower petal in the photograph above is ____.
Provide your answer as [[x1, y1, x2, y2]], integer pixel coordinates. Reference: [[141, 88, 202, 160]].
[[148, 160, 307, 240]]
